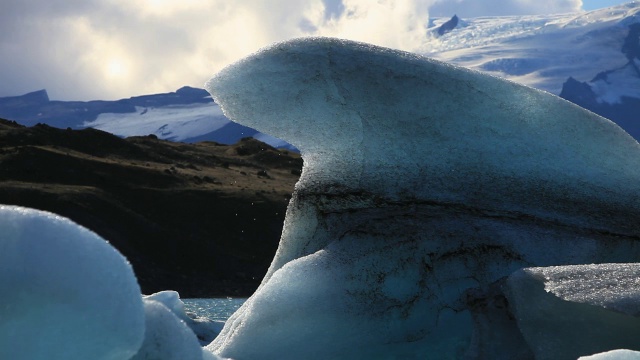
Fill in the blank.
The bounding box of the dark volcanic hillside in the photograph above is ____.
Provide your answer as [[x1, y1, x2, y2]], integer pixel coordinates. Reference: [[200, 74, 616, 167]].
[[0, 118, 302, 297]]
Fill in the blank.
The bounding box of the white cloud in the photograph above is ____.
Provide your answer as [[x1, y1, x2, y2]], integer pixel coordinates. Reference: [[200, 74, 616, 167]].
[[316, 0, 433, 51], [0, 0, 584, 100]]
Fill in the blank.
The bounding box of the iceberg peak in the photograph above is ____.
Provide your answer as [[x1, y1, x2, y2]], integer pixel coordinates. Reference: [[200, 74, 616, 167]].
[[208, 37, 640, 234], [206, 37, 640, 359]]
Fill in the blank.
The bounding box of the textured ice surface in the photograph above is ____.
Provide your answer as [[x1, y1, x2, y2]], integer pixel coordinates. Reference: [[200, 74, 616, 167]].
[[535, 263, 640, 315], [206, 37, 640, 358], [0, 205, 145, 360], [507, 264, 640, 359], [580, 349, 640, 360]]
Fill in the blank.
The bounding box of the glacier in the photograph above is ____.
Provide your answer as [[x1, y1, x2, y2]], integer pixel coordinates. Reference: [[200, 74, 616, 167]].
[[205, 37, 640, 358], [82, 103, 230, 142], [427, 3, 640, 95]]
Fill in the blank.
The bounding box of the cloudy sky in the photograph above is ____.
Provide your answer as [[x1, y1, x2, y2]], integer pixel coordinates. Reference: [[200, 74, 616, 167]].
[[0, 0, 632, 100]]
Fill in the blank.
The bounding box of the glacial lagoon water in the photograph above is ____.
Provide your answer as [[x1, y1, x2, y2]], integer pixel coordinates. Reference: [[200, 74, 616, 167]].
[[183, 298, 247, 321]]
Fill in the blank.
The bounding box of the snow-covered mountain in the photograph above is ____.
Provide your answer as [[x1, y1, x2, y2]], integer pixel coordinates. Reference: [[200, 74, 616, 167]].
[[427, 3, 639, 93], [0, 86, 293, 149], [426, 2, 640, 138], [0, 2, 638, 145]]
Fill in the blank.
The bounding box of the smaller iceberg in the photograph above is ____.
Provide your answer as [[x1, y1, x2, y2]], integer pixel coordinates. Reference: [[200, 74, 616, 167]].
[[580, 349, 640, 360], [507, 263, 640, 359], [0, 205, 222, 360], [0, 205, 145, 360], [133, 298, 212, 360], [144, 291, 224, 345]]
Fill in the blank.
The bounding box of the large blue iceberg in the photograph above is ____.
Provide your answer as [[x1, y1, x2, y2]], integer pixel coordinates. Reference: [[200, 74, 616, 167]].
[[205, 37, 640, 359]]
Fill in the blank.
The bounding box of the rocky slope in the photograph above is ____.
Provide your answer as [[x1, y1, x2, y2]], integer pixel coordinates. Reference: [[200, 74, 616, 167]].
[[0, 118, 302, 296]]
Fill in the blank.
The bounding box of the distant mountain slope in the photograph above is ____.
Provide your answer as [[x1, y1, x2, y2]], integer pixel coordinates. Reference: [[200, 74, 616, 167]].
[[0, 86, 293, 149], [0, 86, 210, 129], [0, 118, 302, 297]]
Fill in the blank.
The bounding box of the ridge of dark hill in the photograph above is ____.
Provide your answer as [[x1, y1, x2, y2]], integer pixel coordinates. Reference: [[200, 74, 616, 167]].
[[0, 118, 302, 297]]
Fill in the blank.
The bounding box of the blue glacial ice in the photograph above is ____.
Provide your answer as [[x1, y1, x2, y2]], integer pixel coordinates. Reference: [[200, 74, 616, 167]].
[[0, 205, 145, 360], [132, 298, 216, 360], [144, 291, 224, 346], [0, 205, 222, 360], [205, 37, 640, 359]]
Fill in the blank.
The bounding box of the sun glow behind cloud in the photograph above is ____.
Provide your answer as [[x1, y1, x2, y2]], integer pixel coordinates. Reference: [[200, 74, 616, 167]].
[[1, 0, 587, 100], [132, 0, 212, 17], [106, 59, 128, 79]]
